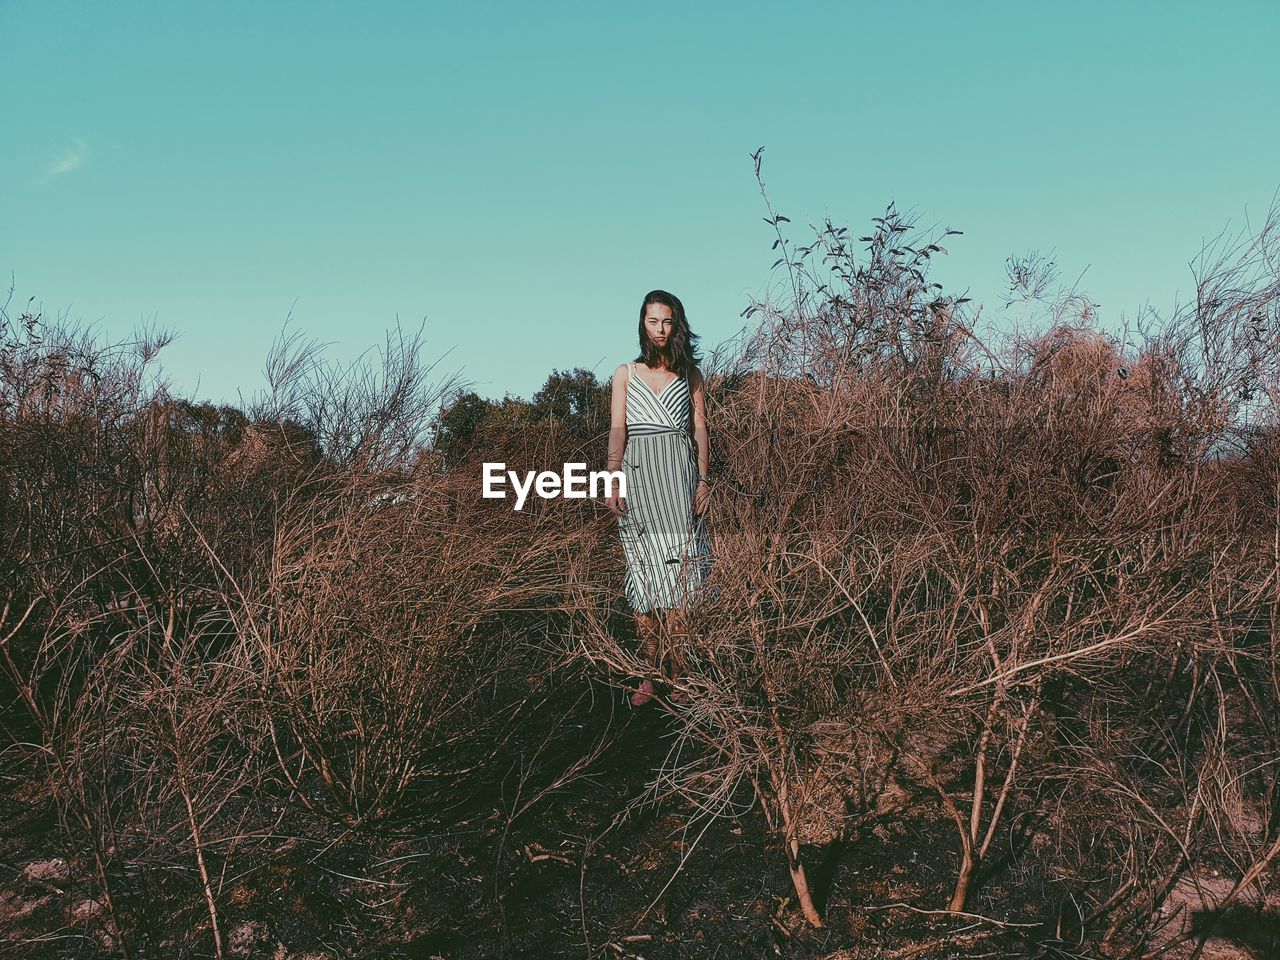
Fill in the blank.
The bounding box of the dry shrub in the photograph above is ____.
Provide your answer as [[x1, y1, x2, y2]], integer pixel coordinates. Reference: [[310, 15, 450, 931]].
[[208, 322, 598, 828], [0, 301, 597, 955], [0, 292, 281, 956], [569, 162, 1280, 950], [245, 466, 582, 826]]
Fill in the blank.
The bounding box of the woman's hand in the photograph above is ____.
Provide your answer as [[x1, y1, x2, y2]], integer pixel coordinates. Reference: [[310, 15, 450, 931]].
[[693, 479, 711, 517], [607, 491, 627, 517]]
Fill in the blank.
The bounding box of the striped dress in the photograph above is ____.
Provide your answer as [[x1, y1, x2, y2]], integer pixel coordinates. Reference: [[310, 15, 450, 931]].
[[618, 361, 714, 614]]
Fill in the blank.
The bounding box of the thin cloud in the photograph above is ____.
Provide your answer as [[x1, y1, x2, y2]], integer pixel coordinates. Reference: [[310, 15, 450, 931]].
[[35, 137, 90, 183]]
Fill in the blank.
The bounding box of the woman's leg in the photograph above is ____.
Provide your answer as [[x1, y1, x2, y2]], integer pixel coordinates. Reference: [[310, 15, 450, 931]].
[[636, 610, 659, 662], [662, 606, 692, 701], [631, 610, 659, 705]]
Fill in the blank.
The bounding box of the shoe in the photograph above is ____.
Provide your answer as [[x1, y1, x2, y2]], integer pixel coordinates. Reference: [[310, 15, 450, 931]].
[[630, 678, 656, 707]]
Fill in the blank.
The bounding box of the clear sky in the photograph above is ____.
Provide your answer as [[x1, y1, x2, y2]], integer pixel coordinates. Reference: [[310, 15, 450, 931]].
[[3, 1, 1278, 408]]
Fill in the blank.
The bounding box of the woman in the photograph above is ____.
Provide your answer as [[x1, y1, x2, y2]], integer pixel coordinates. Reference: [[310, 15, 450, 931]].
[[604, 290, 714, 706]]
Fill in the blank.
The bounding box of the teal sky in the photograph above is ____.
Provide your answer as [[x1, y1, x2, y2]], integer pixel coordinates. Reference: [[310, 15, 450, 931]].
[[3, 1, 1278, 408]]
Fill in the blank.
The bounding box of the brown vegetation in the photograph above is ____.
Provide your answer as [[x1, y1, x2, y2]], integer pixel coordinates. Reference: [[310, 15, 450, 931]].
[[3, 168, 1280, 958]]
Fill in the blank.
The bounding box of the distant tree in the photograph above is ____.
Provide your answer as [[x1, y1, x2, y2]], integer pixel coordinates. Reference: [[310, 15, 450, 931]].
[[431, 370, 610, 470], [430, 390, 496, 469], [529, 368, 606, 427]]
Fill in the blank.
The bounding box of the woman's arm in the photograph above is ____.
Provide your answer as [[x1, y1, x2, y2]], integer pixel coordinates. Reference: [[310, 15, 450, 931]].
[[689, 367, 710, 480], [607, 363, 628, 472]]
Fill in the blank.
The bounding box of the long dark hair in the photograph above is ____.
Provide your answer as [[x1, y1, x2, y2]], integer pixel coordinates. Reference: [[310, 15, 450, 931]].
[[634, 289, 702, 378]]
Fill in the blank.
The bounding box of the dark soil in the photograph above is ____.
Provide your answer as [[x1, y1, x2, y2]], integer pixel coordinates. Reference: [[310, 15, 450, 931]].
[[0, 677, 1103, 960]]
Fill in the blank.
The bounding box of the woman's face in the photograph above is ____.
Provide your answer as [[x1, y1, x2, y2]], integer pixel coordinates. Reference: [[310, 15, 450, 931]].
[[643, 303, 674, 350]]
